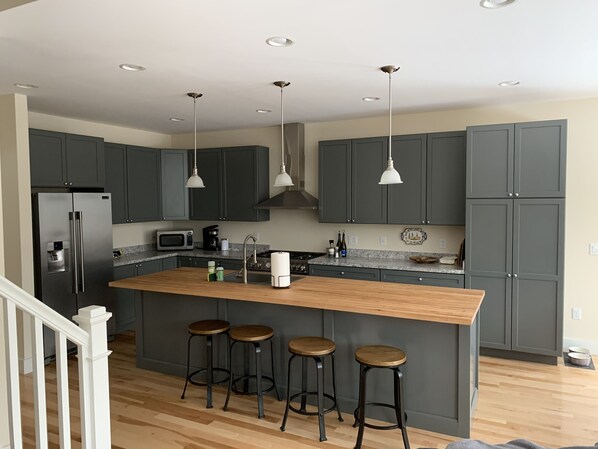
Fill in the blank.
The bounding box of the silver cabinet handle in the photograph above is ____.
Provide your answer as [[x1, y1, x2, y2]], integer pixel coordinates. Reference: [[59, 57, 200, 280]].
[[418, 277, 423, 281], [69, 212, 78, 294], [426, 220, 430, 224], [421, 221, 425, 224], [507, 273, 512, 278], [508, 193, 513, 197], [64, 182, 68, 186], [513, 274, 518, 278], [75, 211, 85, 293], [352, 219, 355, 223], [69, 182, 73, 186], [340, 271, 345, 275], [347, 219, 350, 223], [515, 193, 520, 197]]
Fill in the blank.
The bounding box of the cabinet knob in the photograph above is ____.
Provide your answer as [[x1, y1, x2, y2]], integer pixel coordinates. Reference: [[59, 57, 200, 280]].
[[513, 274, 518, 278], [508, 193, 513, 197], [352, 219, 355, 223], [507, 273, 512, 278], [426, 220, 430, 224], [418, 277, 423, 282], [64, 182, 68, 186], [421, 221, 425, 224], [347, 219, 350, 223], [340, 271, 345, 275], [69, 182, 73, 186], [515, 193, 520, 197]]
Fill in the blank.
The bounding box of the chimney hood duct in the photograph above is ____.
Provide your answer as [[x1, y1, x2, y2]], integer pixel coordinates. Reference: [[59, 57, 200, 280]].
[[255, 123, 318, 210]]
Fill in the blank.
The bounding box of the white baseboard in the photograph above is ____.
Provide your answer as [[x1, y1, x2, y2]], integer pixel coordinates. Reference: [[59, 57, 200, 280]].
[[563, 338, 598, 356], [19, 356, 32, 374]]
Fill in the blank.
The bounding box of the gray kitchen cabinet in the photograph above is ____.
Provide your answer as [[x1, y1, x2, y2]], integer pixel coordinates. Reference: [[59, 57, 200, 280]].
[[113, 259, 163, 333], [189, 146, 269, 222], [318, 137, 387, 224], [160, 150, 189, 220], [126, 146, 162, 222], [308, 265, 380, 281], [388, 131, 465, 225], [30, 129, 105, 188], [465, 198, 565, 357], [381, 269, 464, 288], [104, 143, 128, 224], [162, 256, 178, 271], [466, 120, 566, 199]]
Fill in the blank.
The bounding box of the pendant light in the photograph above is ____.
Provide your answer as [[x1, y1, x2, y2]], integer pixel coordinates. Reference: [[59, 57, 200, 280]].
[[378, 65, 403, 185], [273, 81, 294, 187], [186, 92, 205, 188]]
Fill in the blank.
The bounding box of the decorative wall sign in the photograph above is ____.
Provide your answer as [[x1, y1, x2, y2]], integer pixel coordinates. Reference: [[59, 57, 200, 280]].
[[401, 227, 427, 245]]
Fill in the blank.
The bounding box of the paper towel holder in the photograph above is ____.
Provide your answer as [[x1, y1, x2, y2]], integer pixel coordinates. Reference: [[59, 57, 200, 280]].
[[271, 274, 291, 289]]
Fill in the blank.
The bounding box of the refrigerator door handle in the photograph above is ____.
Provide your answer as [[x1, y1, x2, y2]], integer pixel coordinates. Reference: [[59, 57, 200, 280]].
[[75, 211, 86, 293], [69, 211, 79, 294]]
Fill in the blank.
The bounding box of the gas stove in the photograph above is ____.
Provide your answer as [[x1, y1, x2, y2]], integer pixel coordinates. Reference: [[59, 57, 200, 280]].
[[246, 250, 326, 275]]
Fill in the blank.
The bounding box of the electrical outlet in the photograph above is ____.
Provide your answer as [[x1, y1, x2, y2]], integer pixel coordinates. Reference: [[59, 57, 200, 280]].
[[439, 239, 447, 249], [254, 232, 260, 241], [380, 235, 388, 246], [572, 307, 582, 320], [349, 234, 358, 246], [590, 243, 598, 255]]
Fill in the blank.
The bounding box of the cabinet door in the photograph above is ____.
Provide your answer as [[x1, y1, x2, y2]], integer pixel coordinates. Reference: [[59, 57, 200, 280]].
[[514, 120, 566, 198], [426, 131, 466, 225], [222, 146, 269, 221], [381, 270, 464, 288], [189, 149, 222, 220], [387, 134, 427, 225], [466, 199, 513, 349], [178, 257, 193, 267], [351, 137, 387, 224], [161, 150, 189, 220], [308, 265, 380, 281], [318, 140, 351, 223], [137, 259, 163, 275], [162, 256, 178, 271], [104, 143, 128, 224], [113, 264, 137, 334], [511, 199, 564, 356], [29, 129, 67, 187], [126, 146, 162, 222], [466, 124, 514, 198], [65, 134, 105, 188]]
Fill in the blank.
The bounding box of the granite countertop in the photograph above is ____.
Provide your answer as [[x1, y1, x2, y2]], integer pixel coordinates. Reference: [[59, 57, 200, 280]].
[[113, 249, 246, 267], [309, 254, 464, 275]]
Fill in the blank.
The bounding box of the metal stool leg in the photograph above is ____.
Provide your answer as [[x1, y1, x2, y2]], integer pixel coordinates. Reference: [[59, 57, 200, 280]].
[[299, 356, 308, 412], [280, 354, 295, 431], [180, 333, 194, 399], [394, 368, 410, 449], [223, 340, 237, 411], [205, 335, 214, 408], [354, 364, 370, 449], [315, 356, 327, 442], [255, 342, 264, 418], [270, 339, 282, 401], [331, 353, 344, 422]]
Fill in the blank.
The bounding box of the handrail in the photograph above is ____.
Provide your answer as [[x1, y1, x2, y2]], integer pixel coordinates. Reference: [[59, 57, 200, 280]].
[[0, 276, 88, 346]]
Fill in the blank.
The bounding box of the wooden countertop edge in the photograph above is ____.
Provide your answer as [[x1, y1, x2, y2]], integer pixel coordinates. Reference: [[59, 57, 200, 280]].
[[109, 268, 484, 326]]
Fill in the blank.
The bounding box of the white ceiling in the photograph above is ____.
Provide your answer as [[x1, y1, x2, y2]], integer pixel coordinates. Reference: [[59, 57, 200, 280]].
[[1, 0, 598, 134]]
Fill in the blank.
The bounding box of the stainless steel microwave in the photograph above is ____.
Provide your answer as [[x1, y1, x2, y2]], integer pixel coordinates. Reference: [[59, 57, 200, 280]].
[[157, 230, 194, 250]]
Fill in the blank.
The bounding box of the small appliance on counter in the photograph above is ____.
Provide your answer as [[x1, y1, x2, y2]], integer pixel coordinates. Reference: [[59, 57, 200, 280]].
[[246, 250, 326, 274], [220, 238, 229, 251], [157, 230, 194, 250], [271, 252, 291, 288], [203, 225, 219, 251]]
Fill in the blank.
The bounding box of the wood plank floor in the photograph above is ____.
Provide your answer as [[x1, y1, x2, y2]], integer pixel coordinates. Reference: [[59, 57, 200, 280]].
[[18, 332, 598, 448]]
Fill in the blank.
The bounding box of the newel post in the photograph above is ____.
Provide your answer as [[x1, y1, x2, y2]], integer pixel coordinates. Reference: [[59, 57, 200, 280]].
[[73, 305, 112, 449]]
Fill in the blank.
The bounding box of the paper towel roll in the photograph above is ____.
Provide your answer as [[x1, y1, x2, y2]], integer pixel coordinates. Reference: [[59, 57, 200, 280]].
[[271, 251, 290, 288]]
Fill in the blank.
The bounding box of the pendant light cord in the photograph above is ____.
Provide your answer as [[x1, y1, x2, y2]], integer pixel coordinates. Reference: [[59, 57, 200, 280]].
[[388, 70, 392, 162], [280, 85, 284, 168], [193, 95, 198, 171]]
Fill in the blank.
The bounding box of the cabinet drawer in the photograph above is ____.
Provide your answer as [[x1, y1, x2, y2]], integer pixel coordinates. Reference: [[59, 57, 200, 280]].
[[309, 265, 380, 281], [381, 269, 464, 288]]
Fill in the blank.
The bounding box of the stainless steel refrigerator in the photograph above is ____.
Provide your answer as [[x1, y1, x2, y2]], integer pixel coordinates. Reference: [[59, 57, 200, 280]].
[[32, 192, 115, 359]]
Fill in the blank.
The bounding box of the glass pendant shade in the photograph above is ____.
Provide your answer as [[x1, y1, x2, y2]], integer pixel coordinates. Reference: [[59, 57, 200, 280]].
[[186, 92, 205, 189], [274, 167, 293, 187], [379, 159, 402, 185], [378, 65, 403, 185], [273, 81, 294, 187]]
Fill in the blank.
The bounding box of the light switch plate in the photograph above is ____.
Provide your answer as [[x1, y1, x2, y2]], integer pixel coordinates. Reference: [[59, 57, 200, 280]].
[[439, 239, 447, 249], [590, 243, 598, 255], [380, 236, 387, 246], [349, 235, 358, 246]]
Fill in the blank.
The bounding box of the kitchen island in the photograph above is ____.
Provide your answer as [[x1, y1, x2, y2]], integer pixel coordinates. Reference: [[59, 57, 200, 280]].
[[110, 267, 484, 438]]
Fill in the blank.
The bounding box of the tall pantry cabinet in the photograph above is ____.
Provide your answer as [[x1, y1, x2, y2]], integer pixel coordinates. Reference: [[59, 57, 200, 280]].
[[465, 120, 566, 362]]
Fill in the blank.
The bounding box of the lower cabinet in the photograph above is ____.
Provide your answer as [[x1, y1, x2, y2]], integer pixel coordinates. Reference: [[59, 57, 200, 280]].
[[381, 269, 464, 288], [178, 256, 243, 271], [308, 265, 380, 281], [113, 259, 164, 333]]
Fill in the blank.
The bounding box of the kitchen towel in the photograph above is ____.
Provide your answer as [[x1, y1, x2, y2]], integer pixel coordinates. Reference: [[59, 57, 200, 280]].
[[271, 251, 290, 288]]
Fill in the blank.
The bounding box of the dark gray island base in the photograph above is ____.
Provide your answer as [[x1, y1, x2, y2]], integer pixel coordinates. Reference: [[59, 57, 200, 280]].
[[112, 268, 482, 438]]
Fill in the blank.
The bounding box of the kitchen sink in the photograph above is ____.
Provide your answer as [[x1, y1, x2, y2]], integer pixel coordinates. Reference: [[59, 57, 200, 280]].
[[223, 271, 299, 285]]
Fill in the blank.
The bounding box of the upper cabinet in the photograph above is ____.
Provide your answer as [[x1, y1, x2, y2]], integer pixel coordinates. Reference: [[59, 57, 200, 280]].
[[388, 131, 465, 226], [161, 150, 189, 220], [466, 120, 566, 199], [29, 129, 105, 188], [189, 146, 269, 222], [319, 137, 387, 224], [105, 143, 128, 224]]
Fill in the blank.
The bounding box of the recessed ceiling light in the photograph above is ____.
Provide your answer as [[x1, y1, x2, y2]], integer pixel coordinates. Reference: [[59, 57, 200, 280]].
[[14, 83, 39, 89], [169, 117, 184, 122], [362, 97, 380, 102], [265, 36, 294, 47], [256, 109, 272, 114], [480, 0, 516, 9], [119, 63, 146, 72], [498, 80, 520, 87]]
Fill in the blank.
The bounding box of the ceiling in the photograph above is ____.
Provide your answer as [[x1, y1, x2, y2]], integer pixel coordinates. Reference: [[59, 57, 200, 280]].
[[1, 0, 597, 134]]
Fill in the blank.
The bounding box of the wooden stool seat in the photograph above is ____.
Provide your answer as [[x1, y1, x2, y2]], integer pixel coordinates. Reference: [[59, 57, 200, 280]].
[[188, 319, 230, 335], [355, 345, 406, 368], [288, 336, 335, 357], [229, 325, 273, 342]]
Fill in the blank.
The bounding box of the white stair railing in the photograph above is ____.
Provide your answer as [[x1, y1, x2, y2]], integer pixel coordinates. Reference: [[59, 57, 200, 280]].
[[1, 275, 112, 449]]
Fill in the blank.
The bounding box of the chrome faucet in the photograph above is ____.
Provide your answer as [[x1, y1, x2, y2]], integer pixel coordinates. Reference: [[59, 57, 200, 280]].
[[241, 234, 258, 284]]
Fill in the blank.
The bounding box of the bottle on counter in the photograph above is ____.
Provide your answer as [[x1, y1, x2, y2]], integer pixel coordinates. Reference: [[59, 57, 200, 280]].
[[327, 240, 335, 257], [207, 260, 216, 281], [336, 231, 342, 252], [216, 262, 224, 281], [340, 231, 347, 257]]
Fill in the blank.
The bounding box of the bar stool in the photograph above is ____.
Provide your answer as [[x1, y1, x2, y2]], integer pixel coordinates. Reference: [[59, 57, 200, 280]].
[[223, 325, 282, 418], [180, 319, 230, 408], [280, 336, 343, 442], [353, 345, 410, 449]]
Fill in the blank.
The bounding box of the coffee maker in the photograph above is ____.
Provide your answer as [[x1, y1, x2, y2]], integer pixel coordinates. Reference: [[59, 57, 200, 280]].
[[203, 225, 219, 251]]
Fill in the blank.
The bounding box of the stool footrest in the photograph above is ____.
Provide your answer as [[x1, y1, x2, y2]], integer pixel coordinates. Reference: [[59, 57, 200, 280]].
[[187, 367, 230, 387], [353, 402, 407, 431], [288, 391, 339, 416], [231, 375, 276, 396]]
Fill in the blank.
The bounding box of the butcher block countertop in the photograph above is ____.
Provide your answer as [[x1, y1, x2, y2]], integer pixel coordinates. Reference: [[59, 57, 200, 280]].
[[109, 267, 484, 326]]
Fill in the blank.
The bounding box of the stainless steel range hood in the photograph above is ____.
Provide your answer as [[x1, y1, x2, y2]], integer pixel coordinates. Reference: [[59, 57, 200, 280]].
[[255, 123, 318, 210]]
